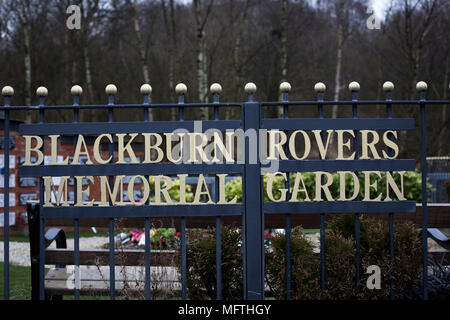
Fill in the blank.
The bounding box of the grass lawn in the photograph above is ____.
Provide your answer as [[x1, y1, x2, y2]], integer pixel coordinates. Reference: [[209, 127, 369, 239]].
[[0, 262, 32, 300], [0, 262, 114, 300]]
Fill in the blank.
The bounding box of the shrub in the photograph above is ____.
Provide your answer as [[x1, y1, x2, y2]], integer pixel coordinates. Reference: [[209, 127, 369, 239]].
[[264, 215, 423, 299], [182, 227, 243, 300], [265, 227, 320, 299]]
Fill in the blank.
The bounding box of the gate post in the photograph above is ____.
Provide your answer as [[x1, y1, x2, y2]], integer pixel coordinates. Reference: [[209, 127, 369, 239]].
[[243, 83, 264, 299]]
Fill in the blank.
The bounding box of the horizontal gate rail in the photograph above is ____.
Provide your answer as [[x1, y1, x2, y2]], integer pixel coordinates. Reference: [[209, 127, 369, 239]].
[[19, 163, 244, 176], [40, 204, 243, 219], [263, 201, 416, 214], [261, 118, 415, 130], [19, 120, 242, 135], [274, 159, 415, 172]]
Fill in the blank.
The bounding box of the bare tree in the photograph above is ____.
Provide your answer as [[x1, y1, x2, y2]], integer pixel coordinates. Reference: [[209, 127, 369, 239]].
[[161, 0, 178, 120], [278, 0, 288, 117], [194, 0, 214, 120], [19, 0, 32, 122]]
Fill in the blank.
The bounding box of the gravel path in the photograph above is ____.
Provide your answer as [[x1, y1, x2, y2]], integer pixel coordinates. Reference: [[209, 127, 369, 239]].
[[0, 237, 108, 267]]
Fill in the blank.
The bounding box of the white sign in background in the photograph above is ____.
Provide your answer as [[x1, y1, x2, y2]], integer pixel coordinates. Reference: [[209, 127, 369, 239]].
[[0, 212, 16, 227], [0, 193, 16, 207], [0, 174, 16, 188], [0, 155, 16, 169]]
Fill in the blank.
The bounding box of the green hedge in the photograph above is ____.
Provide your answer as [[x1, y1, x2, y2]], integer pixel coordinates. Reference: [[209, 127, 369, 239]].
[[179, 215, 423, 300]]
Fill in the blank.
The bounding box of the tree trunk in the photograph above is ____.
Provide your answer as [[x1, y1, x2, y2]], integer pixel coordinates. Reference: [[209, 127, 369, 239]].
[[19, 0, 32, 123], [133, 0, 150, 84], [162, 0, 178, 120], [278, 0, 288, 117], [332, 21, 343, 120], [438, 57, 448, 156], [228, 0, 250, 120], [194, 0, 209, 120]]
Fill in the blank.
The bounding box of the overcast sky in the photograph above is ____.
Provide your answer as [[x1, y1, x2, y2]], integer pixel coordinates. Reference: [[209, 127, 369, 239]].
[[371, 0, 390, 19], [177, 0, 391, 19]]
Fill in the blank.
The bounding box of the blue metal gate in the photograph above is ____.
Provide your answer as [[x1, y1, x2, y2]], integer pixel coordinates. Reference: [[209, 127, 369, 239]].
[[1, 81, 449, 300]]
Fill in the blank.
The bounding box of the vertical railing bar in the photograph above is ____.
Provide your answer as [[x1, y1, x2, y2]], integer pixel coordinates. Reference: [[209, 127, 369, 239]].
[[242, 101, 247, 299], [178, 89, 187, 300], [144, 217, 151, 300], [143, 89, 151, 300], [282, 90, 291, 300], [38, 95, 45, 300], [181, 217, 187, 300], [317, 88, 326, 292], [261, 172, 265, 300], [385, 87, 395, 300], [419, 88, 428, 300], [213, 92, 222, 300], [352, 89, 361, 298], [73, 92, 80, 300], [3, 93, 10, 300], [258, 91, 265, 300], [108, 93, 115, 300]]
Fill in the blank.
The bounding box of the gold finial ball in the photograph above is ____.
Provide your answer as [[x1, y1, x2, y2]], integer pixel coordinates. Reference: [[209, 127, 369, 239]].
[[2, 86, 14, 96], [36, 86, 48, 97], [71, 85, 83, 96], [175, 83, 187, 95], [210, 83, 222, 94], [416, 81, 428, 92], [280, 82, 291, 93], [382, 81, 394, 92], [244, 82, 257, 94], [105, 84, 117, 95], [140, 84, 152, 95], [348, 81, 360, 92], [314, 82, 326, 93]]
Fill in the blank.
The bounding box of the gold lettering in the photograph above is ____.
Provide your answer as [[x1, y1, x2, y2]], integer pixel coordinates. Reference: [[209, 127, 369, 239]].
[[93, 134, 113, 164], [75, 176, 94, 206], [267, 130, 288, 160], [385, 171, 406, 201], [217, 174, 237, 204], [49, 135, 69, 165], [99, 175, 125, 206], [72, 135, 93, 165], [193, 174, 214, 204], [266, 172, 287, 202], [338, 171, 360, 201], [382, 131, 399, 159], [289, 131, 310, 160], [362, 171, 382, 201], [128, 175, 149, 205], [117, 133, 139, 164], [189, 133, 208, 163], [361, 130, 381, 159], [23, 135, 43, 166], [314, 171, 334, 201], [336, 130, 356, 160], [312, 130, 333, 160], [154, 175, 174, 205], [43, 176, 70, 207], [143, 133, 164, 163], [290, 172, 311, 202], [212, 132, 234, 163]]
